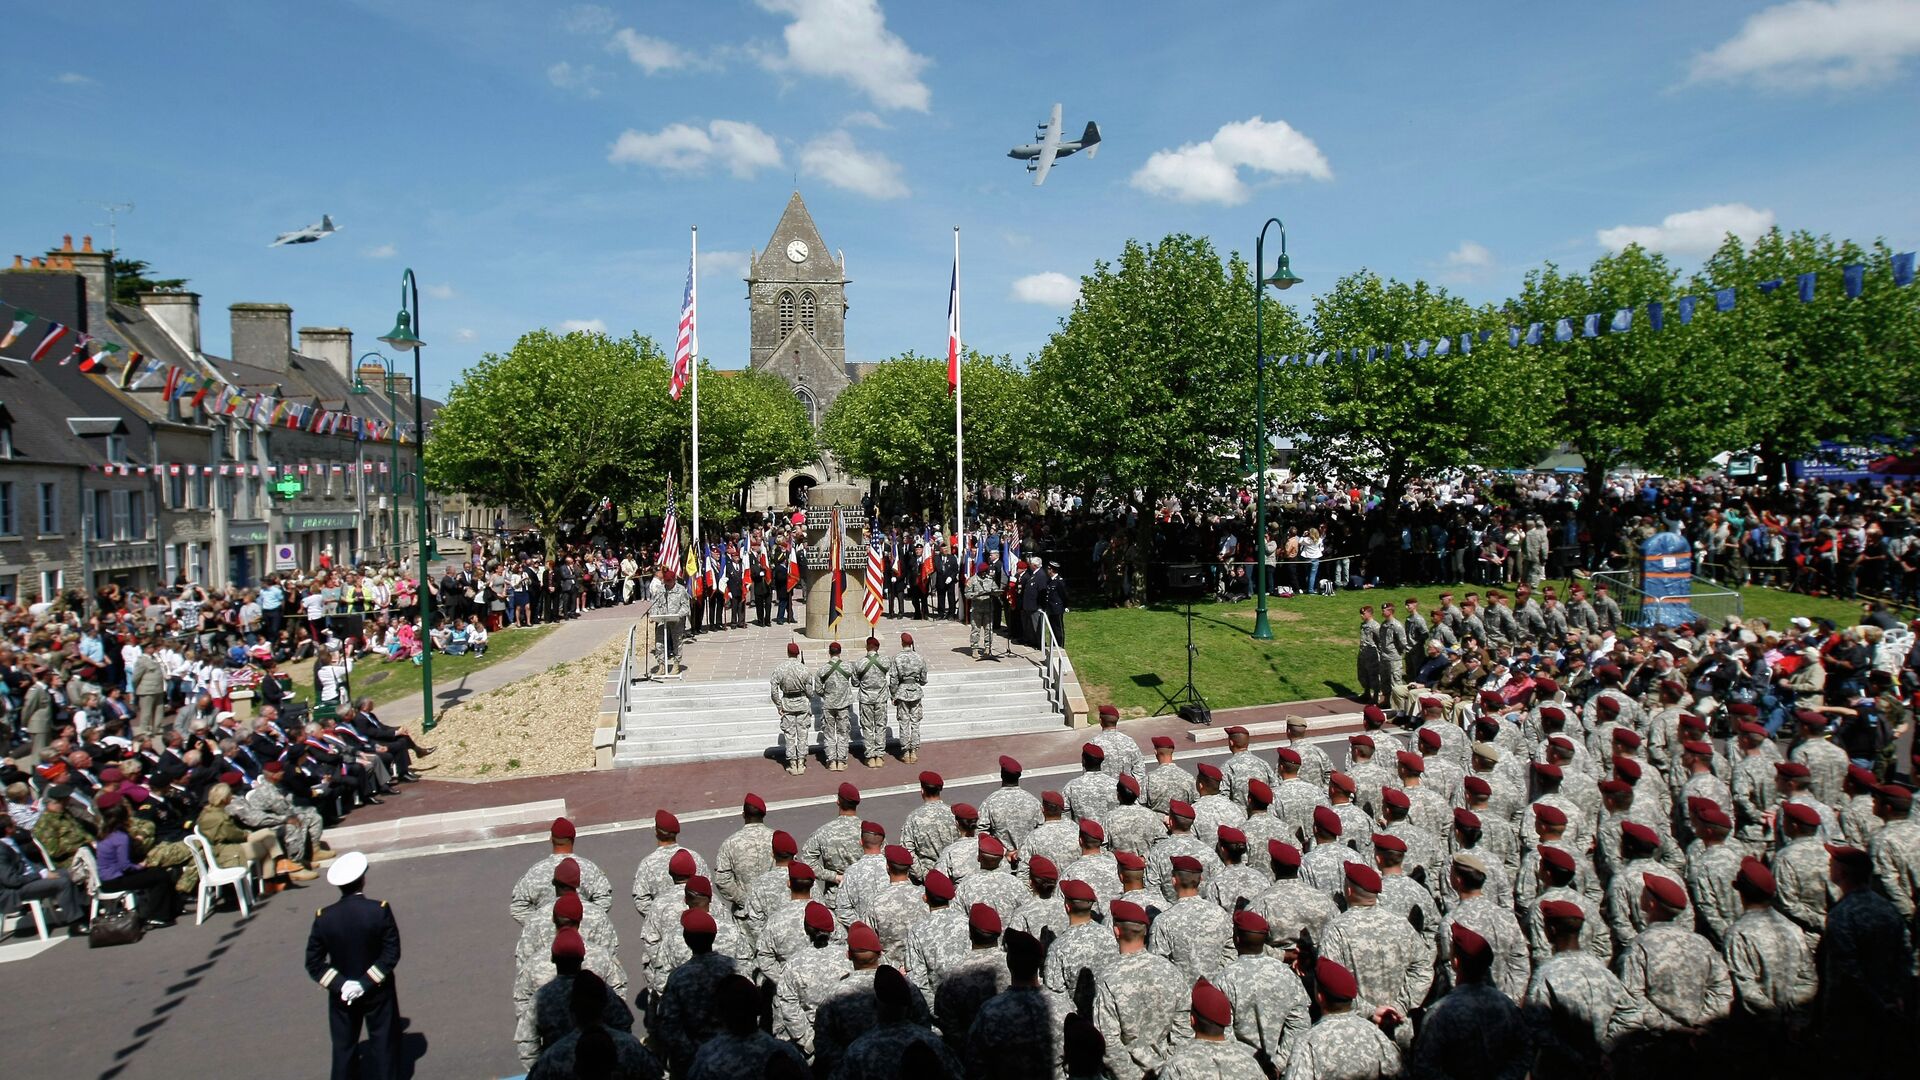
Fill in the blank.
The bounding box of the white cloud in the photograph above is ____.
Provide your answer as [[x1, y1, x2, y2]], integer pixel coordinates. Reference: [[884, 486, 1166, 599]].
[[54, 72, 94, 86], [1010, 272, 1081, 308], [610, 28, 688, 74], [698, 250, 753, 280], [799, 130, 909, 199], [454, 328, 479, 343], [425, 283, 457, 301], [608, 120, 783, 179], [547, 61, 602, 97], [561, 4, 617, 35], [1444, 241, 1493, 269], [364, 243, 398, 259], [841, 110, 887, 129], [755, 0, 932, 111], [1691, 0, 1920, 89], [1597, 203, 1777, 256], [1131, 117, 1332, 205], [559, 319, 607, 334]]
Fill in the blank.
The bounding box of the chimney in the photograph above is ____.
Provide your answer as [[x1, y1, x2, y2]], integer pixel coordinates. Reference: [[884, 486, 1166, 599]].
[[298, 326, 354, 382], [52, 233, 112, 335], [388, 372, 413, 397], [138, 291, 203, 355], [230, 303, 294, 372]]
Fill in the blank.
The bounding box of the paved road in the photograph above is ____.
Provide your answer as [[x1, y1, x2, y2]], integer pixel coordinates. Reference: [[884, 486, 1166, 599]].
[[4, 732, 1358, 1080]]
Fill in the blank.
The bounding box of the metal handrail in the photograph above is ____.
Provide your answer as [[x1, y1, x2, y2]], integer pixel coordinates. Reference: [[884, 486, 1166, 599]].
[[1037, 613, 1066, 714], [615, 622, 637, 737]]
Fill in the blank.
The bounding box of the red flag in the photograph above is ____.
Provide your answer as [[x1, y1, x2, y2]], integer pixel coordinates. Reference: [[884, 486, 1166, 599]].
[[786, 541, 802, 590], [862, 541, 885, 625], [946, 258, 960, 393]]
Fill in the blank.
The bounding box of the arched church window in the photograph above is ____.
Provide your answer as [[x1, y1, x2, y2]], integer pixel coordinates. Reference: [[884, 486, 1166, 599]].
[[779, 291, 796, 340], [800, 292, 817, 336], [794, 385, 817, 425]]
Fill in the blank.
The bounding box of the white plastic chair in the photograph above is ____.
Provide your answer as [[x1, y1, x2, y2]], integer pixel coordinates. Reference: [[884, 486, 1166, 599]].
[[3, 899, 50, 942], [71, 846, 134, 923], [184, 832, 252, 925]]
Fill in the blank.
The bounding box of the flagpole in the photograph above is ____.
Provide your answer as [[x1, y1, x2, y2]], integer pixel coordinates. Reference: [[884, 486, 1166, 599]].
[[952, 225, 964, 569], [690, 225, 701, 554]]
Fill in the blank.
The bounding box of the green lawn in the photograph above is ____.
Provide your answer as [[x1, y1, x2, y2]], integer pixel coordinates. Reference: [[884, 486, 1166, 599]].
[[1067, 580, 1878, 715], [283, 624, 560, 708]]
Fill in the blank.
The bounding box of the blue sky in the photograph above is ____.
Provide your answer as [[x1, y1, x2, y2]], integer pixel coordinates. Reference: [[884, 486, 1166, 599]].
[[6, 0, 1918, 396]]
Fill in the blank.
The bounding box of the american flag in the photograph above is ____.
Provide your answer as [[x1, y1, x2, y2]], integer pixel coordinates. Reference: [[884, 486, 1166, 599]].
[[863, 537, 885, 625], [660, 480, 681, 574], [670, 255, 695, 401]]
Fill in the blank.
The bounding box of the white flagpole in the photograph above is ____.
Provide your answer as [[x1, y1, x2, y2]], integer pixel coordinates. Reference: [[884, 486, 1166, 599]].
[[952, 225, 964, 566], [690, 225, 701, 553]]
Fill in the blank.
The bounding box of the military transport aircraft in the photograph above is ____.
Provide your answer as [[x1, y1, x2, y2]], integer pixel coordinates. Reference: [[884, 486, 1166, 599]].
[[270, 214, 340, 247], [1008, 104, 1101, 186]]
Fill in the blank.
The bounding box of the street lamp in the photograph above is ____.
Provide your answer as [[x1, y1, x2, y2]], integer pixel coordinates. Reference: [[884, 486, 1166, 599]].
[[1252, 218, 1302, 642], [378, 269, 436, 731], [351, 351, 402, 561]]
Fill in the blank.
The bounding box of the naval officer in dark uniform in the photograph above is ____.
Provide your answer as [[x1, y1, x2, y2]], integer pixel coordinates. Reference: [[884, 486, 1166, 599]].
[[305, 850, 402, 1080]]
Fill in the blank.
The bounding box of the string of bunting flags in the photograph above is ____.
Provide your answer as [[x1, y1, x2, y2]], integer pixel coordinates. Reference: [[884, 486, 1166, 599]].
[[1269, 250, 1917, 368], [0, 292, 413, 444], [83, 460, 401, 478]]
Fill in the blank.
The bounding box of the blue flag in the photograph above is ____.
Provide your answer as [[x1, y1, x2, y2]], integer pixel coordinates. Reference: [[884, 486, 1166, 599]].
[[1525, 322, 1543, 346], [1415, 340, 1430, 358], [1843, 264, 1865, 298], [1508, 326, 1522, 348], [1364, 346, 1378, 362], [1648, 300, 1664, 330], [1554, 318, 1573, 342], [1797, 272, 1815, 302], [1611, 308, 1632, 333], [1460, 332, 1473, 355], [1715, 288, 1736, 312], [1895, 252, 1916, 286], [1479, 329, 1493, 343], [1435, 337, 1450, 357], [1581, 314, 1599, 338], [1758, 279, 1782, 295], [1678, 296, 1697, 324]]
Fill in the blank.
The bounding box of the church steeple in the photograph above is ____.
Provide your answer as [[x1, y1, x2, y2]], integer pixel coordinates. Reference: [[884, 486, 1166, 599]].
[[747, 191, 848, 384]]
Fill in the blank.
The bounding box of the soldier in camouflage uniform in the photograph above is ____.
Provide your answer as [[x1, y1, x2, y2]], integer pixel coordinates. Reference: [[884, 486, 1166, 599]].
[[632, 812, 708, 920], [1148, 800, 1223, 902], [30, 788, 95, 870], [1024, 792, 1084, 885], [1089, 705, 1146, 779], [1248, 840, 1338, 961], [818, 641, 858, 772], [964, 928, 1073, 1079], [1614, 876, 1732, 1037], [933, 904, 1013, 1051], [515, 890, 619, 972], [1007, 854, 1069, 940], [514, 929, 629, 1069], [1269, 751, 1330, 849], [800, 783, 866, 898], [1066, 744, 1118, 827], [1205, 826, 1268, 913], [889, 632, 930, 763], [853, 637, 892, 767], [511, 819, 614, 923], [1723, 857, 1817, 1023], [1159, 978, 1265, 1080], [1525, 899, 1637, 1078], [1320, 861, 1432, 1019], [653, 911, 741, 1076], [1342, 733, 1398, 822], [711, 795, 773, 921], [1043, 878, 1118, 1001], [836, 965, 963, 1079], [1411, 924, 1531, 1080], [1091, 899, 1186, 1080], [1062, 820, 1126, 910], [1868, 780, 1919, 921], [1212, 910, 1311, 1074], [1282, 716, 1331, 790], [1788, 711, 1850, 809], [932, 805, 986, 885], [902, 772, 960, 882], [863, 852, 929, 966], [1819, 843, 1914, 1064], [741, 830, 805, 951], [1217, 725, 1277, 805], [902, 870, 970, 1001], [1238, 779, 1296, 873], [524, 971, 653, 1080], [231, 763, 325, 868], [1287, 957, 1401, 1080], [1839, 765, 1883, 850], [754, 862, 824, 985], [1357, 607, 1383, 705], [1730, 719, 1781, 853], [1605, 821, 1688, 953], [833, 825, 892, 927], [1191, 763, 1247, 848], [978, 755, 1043, 856], [954, 834, 1029, 923], [1523, 847, 1612, 965], [644, 878, 751, 995], [1438, 855, 1530, 1003], [1151, 854, 1235, 984], [770, 641, 820, 774], [1369, 834, 1439, 961], [965, 566, 998, 659], [772, 901, 852, 1056], [1104, 773, 1167, 858], [1683, 798, 1745, 946], [1144, 735, 1199, 815], [814, 927, 931, 1078], [685, 974, 808, 1079]]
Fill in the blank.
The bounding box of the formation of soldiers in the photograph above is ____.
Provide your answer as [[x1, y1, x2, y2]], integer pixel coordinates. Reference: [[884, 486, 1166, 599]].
[[495, 680, 1919, 1079], [769, 632, 930, 773]]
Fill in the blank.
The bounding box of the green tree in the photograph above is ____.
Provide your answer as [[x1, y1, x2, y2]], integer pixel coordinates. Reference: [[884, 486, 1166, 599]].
[[424, 329, 677, 555], [110, 254, 187, 303], [672, 362, 816, 522], [1697, 228, 1920, 478], [1274, 272, 1535, 512]]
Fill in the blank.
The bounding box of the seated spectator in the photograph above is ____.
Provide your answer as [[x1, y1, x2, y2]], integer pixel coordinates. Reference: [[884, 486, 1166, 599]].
[[95, 793, 180, 929], [197, 780, 298, 887], [0, 813, 86, 933], [467, 616, 490, 657]]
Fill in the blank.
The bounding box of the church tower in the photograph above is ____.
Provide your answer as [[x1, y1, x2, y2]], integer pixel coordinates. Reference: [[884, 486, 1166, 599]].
[[747, 192, 850, 427]]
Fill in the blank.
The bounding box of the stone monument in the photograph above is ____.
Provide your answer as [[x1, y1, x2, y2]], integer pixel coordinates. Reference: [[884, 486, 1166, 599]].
[[801, 482, 877, 640]]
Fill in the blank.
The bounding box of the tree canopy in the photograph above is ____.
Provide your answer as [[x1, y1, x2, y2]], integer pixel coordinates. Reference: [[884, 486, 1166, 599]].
[[672, 362, 816, 522]]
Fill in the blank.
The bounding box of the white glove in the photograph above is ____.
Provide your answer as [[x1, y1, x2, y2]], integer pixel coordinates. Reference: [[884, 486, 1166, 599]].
[[339, 980, 365, 1004]]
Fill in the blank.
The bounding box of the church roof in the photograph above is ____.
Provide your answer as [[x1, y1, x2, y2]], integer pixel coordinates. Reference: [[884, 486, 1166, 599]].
[[753, 191, 843, 281]]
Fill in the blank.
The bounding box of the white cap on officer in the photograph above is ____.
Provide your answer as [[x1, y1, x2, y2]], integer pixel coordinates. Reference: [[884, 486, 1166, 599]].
[[327, 851, 369, 888]]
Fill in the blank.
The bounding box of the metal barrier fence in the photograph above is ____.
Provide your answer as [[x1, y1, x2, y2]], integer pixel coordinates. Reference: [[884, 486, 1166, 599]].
[[1592, 568, 1743, 628]]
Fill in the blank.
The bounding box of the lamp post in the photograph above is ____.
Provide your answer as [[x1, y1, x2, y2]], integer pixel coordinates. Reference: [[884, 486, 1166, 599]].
[[1252, 218, 1303, 642], [350, 352, 402, 561], [378, 270, 435, 731]]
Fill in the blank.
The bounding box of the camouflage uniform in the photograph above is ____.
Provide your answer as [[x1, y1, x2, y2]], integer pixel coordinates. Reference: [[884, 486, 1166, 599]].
[[1237, 810, 1296, 872], [965, 571, 998, 653], [1090, 949, 1187, 1080], [126, 815, 198, 895], [901, 801, 960, 882], [1246, 878, 1338, 955], [31, 810, 93, 870], [836, 852, 891, 925], [773, 940, 853, 1054], [964, 984, 1074, 1080], [1320, 903, 1434, 1015], [1684, 841, 1744, 946], [685, 1029, 806, 1080], [1408, 981, 1531, 1080], [513, 902, 621, 968], [1840, 792, 1881, 850], [1193, 793, 1248, 848], [1523, 886, 1612, 965], [1105, 801, 1169, 858], [1299, 842, 1361, 904], [1729, 754, 1779, 851], [1148, 833, 1224, 903], [1724, 906, 1817, 1019], [1009, 892, 1070, 942], [1615, 921, 1733, 1032], [933, 946, 1012, 1049], [1043, 918, 1120, 997], [755, 897, 825, 984], [526, 970, 634, 1060], [645, 910, 750, 994], [1440, 896, 1531, 1003], [1159, 1035, 1265, 1079], [1603, 860, 1686, 954], [512, 945, 629, 1068], [902, 906, 971, 1001], [1145, 761, 1199, 815], [1021, 819, 1083, 882], [1524, 951, 1638, 1078], [864, 880, 929, 966], [1416, 719, 1470, 772], [1091, 729, 1146, 779], [511, 853, 615, 923], [1065, 770, 1116, 828], [743, 866, 813, 951], [853, 652, 891, 760], [978, 785, 1043, 855], [1213, 950, 1312, 1073], [955, 865, 1030, 924], [711, 823, 774, 916], [801, 816, 864, 894], [1789, 737, 1849, 809], [1376, 873, 1440, 959], [1282, 1012, 1399, 1080], [525, 1028, 660, 1080], [814, 968, 931, 1078], [231, 779, 321, 865], [1348, 761, 1399, 821], [1290, 740, 1332, 791], [932, 835, 984, 886], [1150, 893, 1235, 984], [654, 951, 740, 1075], [1820, 887, 1914, 1028], [1271, 779, 1330, 848], [1870, 817, 1920, 920], [1061, 852, 1124, 910], [1772, 836, 1834, 941], [888, 646, 930, 756], [1205, 862, 1270, 915], [770, 656, 820, 769], [820, 658, 858, 767], [835, 1020, 962, 1080], [631, 843, 708, 919], [1220, 750, 1278, 807]]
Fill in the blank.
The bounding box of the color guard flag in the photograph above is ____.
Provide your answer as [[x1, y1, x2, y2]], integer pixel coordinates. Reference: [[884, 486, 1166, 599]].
[[862, 538, 885, 625], [829, 508, 846, 627], [659, 480, 681, 577], [786, 540, 802, 591]]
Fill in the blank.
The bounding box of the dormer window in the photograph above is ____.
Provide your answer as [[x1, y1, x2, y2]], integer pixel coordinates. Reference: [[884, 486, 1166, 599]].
[[106, 433, 126, 465]]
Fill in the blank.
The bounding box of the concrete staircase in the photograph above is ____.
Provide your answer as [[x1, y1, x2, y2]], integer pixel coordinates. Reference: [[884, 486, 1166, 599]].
[[614, 663, 1065, 767]]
